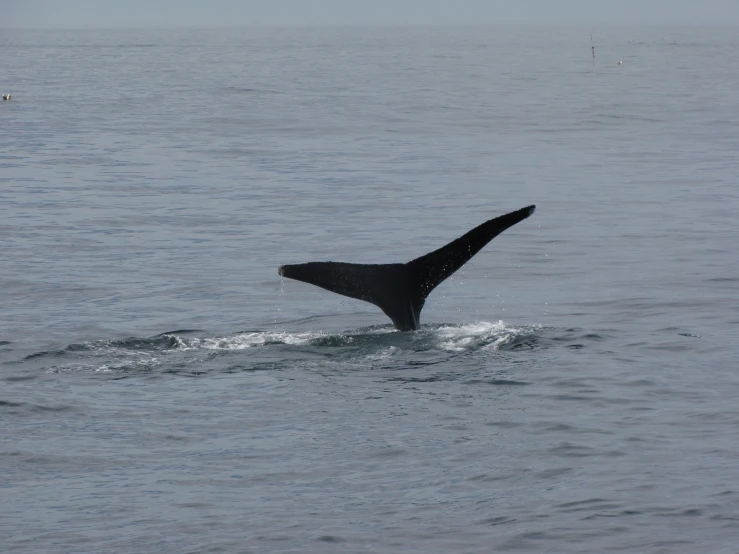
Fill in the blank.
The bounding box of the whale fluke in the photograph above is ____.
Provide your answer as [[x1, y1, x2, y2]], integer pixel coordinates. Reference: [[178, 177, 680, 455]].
[[279, 205, 535, 330]]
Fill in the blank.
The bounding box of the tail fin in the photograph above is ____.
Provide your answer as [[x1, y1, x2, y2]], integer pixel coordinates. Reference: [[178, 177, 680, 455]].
[[278, 205, 535, 330], [409, 205, 535, 300]]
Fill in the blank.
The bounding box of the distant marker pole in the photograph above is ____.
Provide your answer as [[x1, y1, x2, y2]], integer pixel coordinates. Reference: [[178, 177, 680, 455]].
[[591, 34, 595, 66]]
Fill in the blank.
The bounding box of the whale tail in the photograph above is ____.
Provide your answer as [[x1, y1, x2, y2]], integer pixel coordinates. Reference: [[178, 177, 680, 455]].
[[278, 205, 535, 330]]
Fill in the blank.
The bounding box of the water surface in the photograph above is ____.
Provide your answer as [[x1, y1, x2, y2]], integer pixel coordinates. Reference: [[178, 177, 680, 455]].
[[2, 26, 738, 553]]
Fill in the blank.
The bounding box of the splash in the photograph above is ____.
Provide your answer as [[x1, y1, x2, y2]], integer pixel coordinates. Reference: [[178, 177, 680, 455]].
[[433, 320, 526, 352], [26, 321, 541, 376], [174, 331, 325, 351]]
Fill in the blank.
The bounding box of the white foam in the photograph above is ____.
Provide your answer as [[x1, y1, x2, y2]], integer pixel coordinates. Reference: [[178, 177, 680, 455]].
[[365, 345, 398, 361], [434, 320, 523, 352], [173, 331, 325, 351]]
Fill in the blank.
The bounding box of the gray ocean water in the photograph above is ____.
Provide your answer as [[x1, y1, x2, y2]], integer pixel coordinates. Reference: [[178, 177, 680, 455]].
[[2, 26, 739, 553]]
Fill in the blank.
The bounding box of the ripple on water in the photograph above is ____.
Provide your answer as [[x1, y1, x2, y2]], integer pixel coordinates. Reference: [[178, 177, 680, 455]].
[[16, 320, 552, 376]]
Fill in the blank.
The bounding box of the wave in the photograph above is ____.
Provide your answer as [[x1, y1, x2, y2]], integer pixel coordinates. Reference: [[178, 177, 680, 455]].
[[16, 321, 567, 377]]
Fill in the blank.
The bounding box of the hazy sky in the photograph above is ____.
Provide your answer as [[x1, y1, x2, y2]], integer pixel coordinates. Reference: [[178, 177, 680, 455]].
[[3, 0, 739, 28]]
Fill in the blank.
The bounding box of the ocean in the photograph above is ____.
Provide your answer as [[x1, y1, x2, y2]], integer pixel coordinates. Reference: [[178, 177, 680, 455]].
[[1, 26, 738, 553]]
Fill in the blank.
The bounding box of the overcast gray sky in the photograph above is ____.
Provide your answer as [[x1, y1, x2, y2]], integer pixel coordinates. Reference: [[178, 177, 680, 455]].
[[3, 0, 739, 28]]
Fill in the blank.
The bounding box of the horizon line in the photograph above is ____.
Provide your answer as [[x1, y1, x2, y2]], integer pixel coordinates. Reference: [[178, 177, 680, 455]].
[[2, 22, 738, 31]]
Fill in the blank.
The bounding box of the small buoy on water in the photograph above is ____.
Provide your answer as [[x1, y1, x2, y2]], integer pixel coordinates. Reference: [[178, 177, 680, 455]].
[[2, 94, 10, 101], [617, 61, 623, 65]]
